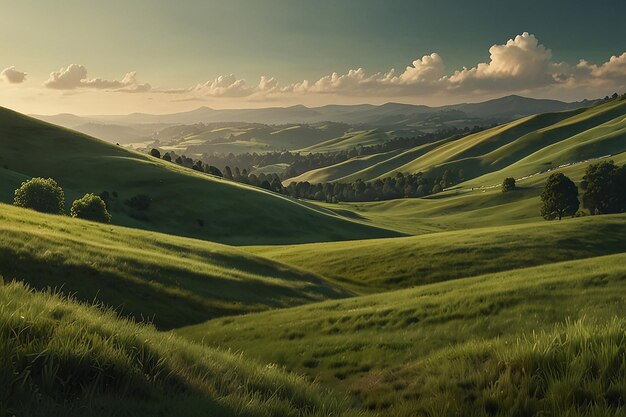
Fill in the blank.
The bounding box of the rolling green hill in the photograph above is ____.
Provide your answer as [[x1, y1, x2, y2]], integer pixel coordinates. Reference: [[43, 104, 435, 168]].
[[179, 253, 626, 415], [0, 281, 356, 417], [0, 203, 350, 329], [246, 214, 626, 293], [155, 122, 353, 155], [298, 129, 396, 153], [285, 137, 453, 184], [286, 99, 626, 185], [0, 106, 397, 245], [306, 150, 626, 235]]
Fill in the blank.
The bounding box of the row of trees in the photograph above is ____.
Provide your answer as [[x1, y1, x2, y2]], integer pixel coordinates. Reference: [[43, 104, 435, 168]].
[[540, 161, 626, 220], [224, 169, 464, 202], [150, 145, 464, 202], [13, 178, 111, 223]]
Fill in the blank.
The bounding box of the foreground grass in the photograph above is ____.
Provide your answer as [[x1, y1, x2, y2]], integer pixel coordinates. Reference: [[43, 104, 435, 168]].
[[0, 281, 357, 417], [247, 214, 626, 293], [0, 203, 349, 329], [371, 319, 626, 416], [179, 253, 626, 414]]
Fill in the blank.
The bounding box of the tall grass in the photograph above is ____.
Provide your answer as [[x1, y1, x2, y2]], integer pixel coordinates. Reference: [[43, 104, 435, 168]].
[[0, 280, 358, 417], [180, 253, 626, 414], [380, 319, 626, 416]]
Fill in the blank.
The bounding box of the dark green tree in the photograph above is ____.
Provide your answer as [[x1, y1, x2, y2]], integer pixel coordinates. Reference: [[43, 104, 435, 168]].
[[540, 173, 579, 220], [581, 161, 625, 214], [501, 177, 516, 193], [14, 177, 65, 214], [150, 148, 161, 158], [71, 193, 111, 223]]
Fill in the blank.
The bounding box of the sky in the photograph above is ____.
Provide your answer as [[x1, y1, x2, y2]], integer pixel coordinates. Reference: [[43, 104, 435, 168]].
[[1, 0, 625, 115]]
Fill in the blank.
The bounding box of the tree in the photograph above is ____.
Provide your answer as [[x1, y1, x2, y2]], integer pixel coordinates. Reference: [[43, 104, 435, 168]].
[[71, 193, 111, 223], [581, 161, 625, 214], [501, 177, 516, 193], [150, 148, 161, 158], [540, 173, 579, 220], [14, 177, 65, 214], [162, 153, 172, 162]]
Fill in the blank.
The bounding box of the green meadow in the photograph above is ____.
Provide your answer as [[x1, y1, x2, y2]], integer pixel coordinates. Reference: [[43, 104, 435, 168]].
[[285, 99, 626, 186], [0, 281, 356, 417], [0, 106, 394, 245], [246, 214, 626, 293], [179, 254, 626, 415], [1, 98, 626, 416], [0, 203, 349, 329]]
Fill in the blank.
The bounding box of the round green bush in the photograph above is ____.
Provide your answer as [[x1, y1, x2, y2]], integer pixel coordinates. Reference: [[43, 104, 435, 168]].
[[13, 177, 65, 214], [71, 193, 111, 223]]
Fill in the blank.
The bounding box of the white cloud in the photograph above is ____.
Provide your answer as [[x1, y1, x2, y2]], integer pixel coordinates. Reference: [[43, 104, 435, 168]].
[[397, 53, 444, 84], [1, 66, 27, 83], [194, 74, 252, 97], [44, 64, 150, 91], [448, 32, 554, 91], [38, 34, 626, 102], [577, 52, 626, 79]]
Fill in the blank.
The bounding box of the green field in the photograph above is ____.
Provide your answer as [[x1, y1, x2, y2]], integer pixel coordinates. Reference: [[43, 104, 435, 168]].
[[287, 99, 626, 185], [0, 203, 351, 329], [2, 100, 626, 416], [179, 253, 626, 415], [299, 129, 395, 153], [0, 106, 396, 245], [0, 281, 356, 417], [246, 214, 626, 293], [306, 150, 626, 235]]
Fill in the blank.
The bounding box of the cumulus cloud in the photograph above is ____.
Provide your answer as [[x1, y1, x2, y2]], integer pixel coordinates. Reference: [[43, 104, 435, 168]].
[[398, 53, 445, 84], [39, 34, 625, 101], [448, 32, 554, 91], [194, 74, 252, 97], [577, 52, 626, 80], [44, 64, 150, 92], [1, 66, 27, 83]]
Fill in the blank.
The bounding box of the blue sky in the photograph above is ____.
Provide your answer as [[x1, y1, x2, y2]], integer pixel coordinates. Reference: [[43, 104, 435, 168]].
[[1, 0, 625, 114]]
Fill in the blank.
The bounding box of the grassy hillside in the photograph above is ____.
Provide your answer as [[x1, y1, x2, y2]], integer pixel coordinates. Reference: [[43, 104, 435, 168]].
[[0, 106, 396, 244], [285, 150, 404, 184], [390, 98, 626, 182], [179, 253, 626, 415], [0, 203, 350, 329], [247, 214, 626, 293], [155, 122, 353, 155], [0, 281, 356, 417], [307, 151, 626, 235], [288, 99, 626, 186], [285, 137, 453, 184], [299, 129, 395, 153]]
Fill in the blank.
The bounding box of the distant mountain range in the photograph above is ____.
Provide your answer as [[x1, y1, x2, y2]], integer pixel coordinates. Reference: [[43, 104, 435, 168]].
[[30, 95, 596, 144]]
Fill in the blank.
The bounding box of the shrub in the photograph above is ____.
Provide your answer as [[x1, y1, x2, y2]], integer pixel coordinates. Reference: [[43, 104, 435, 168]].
[[150, 148, 161, 158], [501, 177, 516, 192], [13, 177, 65, 214], [70, 193, 111, 223]]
